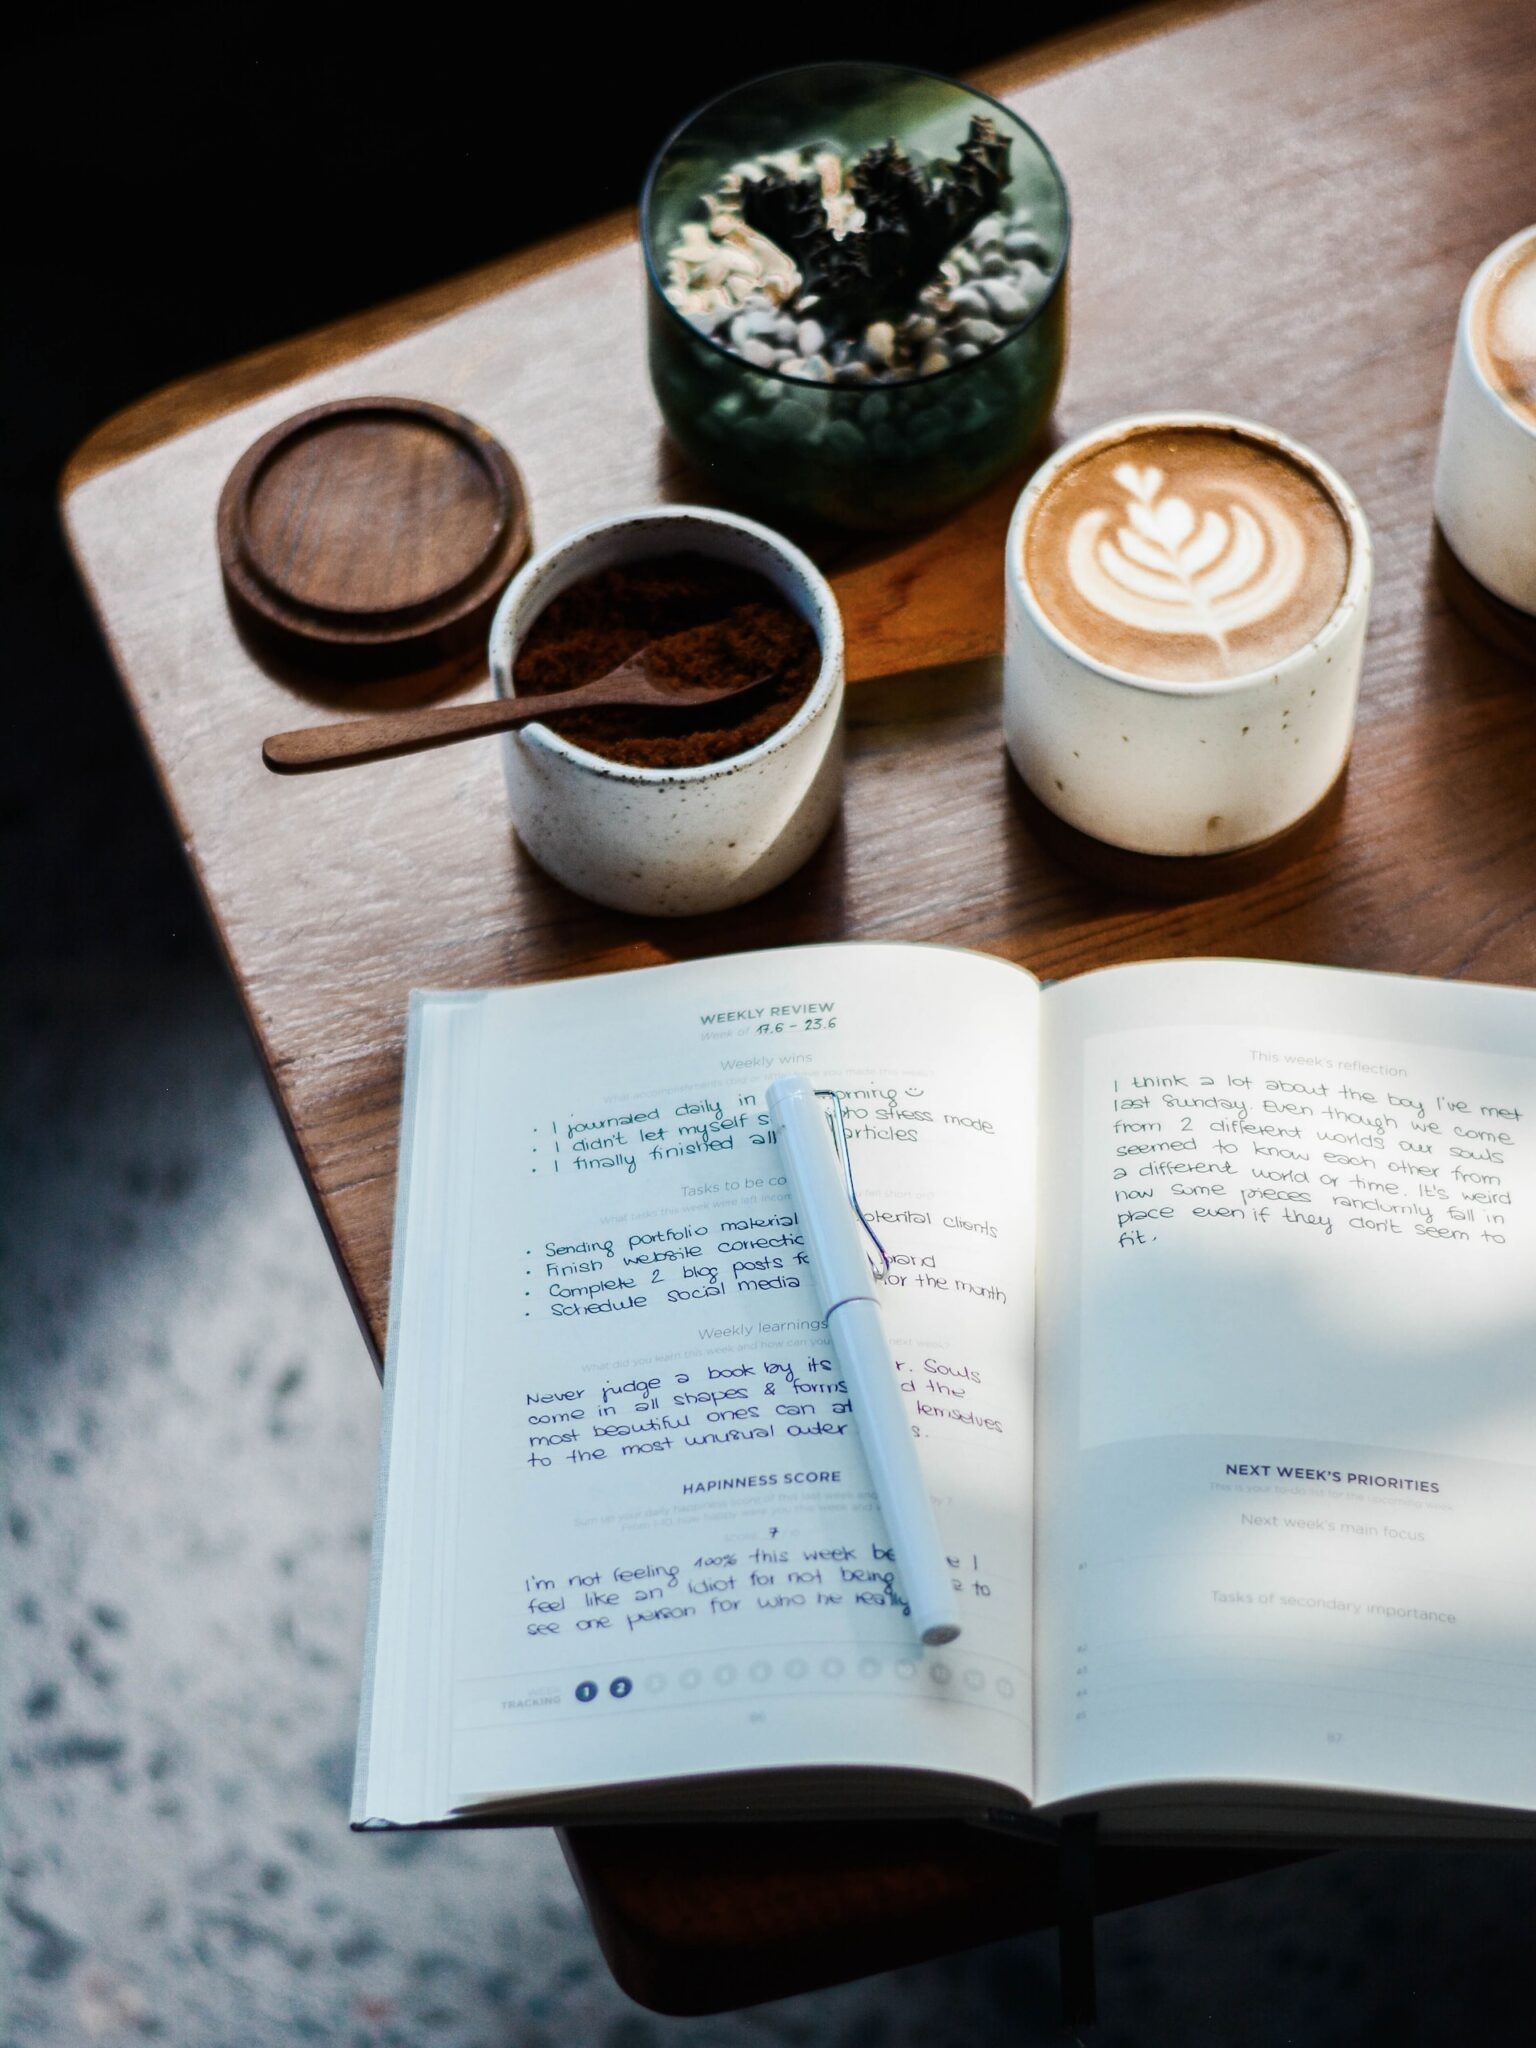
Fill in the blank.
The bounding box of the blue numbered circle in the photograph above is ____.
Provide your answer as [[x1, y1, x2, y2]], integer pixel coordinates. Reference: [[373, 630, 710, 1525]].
[[575, 1681, 598, 1703], [609, 1676, 633, 1699]]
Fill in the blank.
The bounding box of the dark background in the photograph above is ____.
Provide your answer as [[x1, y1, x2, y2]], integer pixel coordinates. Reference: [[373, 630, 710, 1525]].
[[3, 2, 1123, 977]]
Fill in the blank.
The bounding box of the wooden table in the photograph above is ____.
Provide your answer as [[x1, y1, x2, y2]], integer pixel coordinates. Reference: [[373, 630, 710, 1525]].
[[64, 0, 1536, 2013]]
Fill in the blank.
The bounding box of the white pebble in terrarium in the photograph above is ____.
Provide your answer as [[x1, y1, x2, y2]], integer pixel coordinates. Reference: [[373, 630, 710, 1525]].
[[664, 115, 1055, 384]]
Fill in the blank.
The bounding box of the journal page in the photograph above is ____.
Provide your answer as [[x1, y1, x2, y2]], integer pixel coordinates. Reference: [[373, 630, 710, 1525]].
[[1034, 959, 1536, 1819], [356, 943, 1039, 1827]]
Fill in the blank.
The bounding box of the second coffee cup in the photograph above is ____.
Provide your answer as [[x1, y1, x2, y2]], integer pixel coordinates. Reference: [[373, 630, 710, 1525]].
[[1433, 223, 1536, 620], [1004, 413, 1373, 858]]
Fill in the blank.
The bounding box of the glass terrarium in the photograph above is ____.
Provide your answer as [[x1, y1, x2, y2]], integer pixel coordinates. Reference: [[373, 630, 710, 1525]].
[[641, 62, 1070, 532]]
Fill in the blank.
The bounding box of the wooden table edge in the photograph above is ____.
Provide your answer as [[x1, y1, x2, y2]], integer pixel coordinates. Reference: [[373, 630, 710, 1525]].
[[57, 1, 1241, 503], [562, 1821, 1316, 2015]]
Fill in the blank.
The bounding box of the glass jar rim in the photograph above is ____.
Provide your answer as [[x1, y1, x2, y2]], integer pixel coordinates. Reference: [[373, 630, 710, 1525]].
[[639, 59, 1072, 393]]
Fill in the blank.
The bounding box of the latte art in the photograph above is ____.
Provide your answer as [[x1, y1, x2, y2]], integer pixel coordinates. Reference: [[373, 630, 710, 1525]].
[[1473, 228, 1536, 428], [1024, 425, 1351, 682], [1066, 463, 1306, 669]]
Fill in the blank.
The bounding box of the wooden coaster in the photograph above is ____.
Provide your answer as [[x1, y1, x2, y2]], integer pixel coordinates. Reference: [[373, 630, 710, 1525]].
[[217, 397, 529, 680], [1011, 760, 1349, 900]]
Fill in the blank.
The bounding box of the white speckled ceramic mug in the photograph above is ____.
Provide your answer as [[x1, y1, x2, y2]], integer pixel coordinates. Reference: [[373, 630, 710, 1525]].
[[1434, 224, 1536, 617], [1003, 413, 1373, 858], [489, 506, 844, 915]]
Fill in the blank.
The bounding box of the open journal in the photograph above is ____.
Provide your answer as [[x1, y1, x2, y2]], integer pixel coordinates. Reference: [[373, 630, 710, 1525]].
[[352, 947, 1536, 1845]]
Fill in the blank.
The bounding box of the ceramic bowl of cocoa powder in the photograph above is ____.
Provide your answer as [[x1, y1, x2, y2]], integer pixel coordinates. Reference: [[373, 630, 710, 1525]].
[[489, 505, 843, 915]]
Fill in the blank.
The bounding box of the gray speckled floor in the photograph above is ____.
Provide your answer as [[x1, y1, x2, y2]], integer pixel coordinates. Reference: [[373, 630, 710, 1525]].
[[3, 968, 1534, 2047]]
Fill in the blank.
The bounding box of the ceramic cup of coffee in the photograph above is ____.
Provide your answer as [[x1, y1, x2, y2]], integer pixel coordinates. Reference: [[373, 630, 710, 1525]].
[[489, 505, 844, 916], [1003, 413, 1373, 858], [1433, 223, 1536, 619]]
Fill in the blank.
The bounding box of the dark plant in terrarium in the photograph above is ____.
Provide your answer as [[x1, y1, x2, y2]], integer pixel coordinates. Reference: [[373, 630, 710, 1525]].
[[740, 115, 1012, 335]]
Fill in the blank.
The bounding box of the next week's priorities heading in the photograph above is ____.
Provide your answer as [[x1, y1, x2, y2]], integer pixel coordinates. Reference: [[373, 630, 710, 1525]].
[[1225, 1462, 1441, 1494]]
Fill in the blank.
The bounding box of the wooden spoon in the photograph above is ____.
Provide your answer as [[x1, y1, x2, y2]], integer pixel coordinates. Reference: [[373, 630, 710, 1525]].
[[262, 620, 777, 775]]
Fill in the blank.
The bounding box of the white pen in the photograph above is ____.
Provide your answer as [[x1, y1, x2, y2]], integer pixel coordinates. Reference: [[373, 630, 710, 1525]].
[[767, 1076, 961, 1649]]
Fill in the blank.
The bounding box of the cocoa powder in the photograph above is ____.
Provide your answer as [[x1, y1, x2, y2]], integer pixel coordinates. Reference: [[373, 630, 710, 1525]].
[[512, 553, 821, 768]]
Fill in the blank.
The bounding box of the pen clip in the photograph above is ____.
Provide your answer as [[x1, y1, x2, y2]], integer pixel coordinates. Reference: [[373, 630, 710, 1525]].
[[814, 1089, 891, 1275]]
